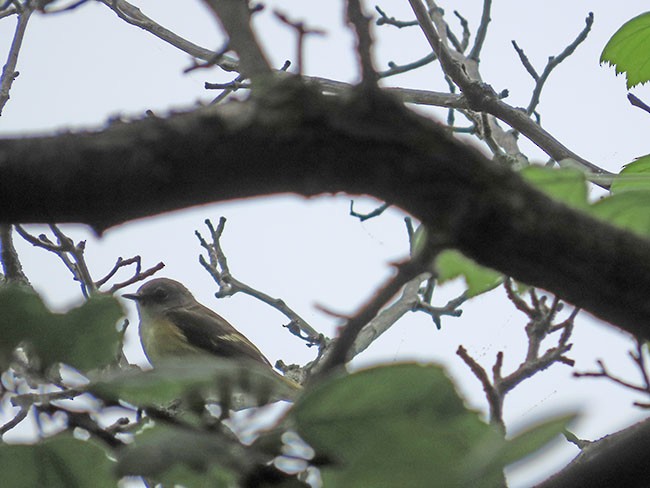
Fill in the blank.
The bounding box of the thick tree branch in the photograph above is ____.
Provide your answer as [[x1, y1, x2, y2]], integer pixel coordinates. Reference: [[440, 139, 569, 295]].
[[93, 0, 609, 178], [0, 80, 647, 341], [202, 0, 271, 78], [537, 418, 650, 488]]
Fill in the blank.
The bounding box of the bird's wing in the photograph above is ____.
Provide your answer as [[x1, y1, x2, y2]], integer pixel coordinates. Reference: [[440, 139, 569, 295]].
[[166, 304, 272, 367]]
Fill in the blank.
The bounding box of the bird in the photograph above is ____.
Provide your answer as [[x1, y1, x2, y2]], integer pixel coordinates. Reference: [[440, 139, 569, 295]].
[[122, 278, 300, 398]]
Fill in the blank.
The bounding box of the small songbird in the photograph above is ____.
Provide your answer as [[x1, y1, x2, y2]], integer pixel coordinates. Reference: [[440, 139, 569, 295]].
[[123, 278, 300, 394]]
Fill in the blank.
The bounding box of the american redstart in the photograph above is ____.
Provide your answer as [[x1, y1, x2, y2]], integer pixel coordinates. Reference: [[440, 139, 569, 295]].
[[123, 278, 301, 396]]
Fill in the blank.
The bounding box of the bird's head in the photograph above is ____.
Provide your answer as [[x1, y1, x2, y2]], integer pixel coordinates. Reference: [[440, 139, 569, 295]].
[[123, 278, 196, 314]]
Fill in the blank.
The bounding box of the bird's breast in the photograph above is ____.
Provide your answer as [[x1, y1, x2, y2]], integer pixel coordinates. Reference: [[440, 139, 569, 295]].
[[138, 310, 197, 365]]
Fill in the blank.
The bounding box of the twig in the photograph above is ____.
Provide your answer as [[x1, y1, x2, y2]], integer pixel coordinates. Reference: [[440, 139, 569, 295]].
[[378, 52, 437, 79], [504, 278, 532, 314], [313, 257, 428, 379], [0, 0, 34, 115], [38, 404, 124, 448], [349, 200, 389, 221], [183, 40, 231, 74], [511, 40, 539, 81], [480, 111, 502, 155], [458, 287, 577, 430], [104, 260, 165, 294], [0, 405, 30, 435], [374, 6, 419, 28], [574, 338, 650, 403], [309, 272, 433, 376], [346, 0, 377, 86], [522, 12, 593, 115], [15, 224, 96, 296], [452, 11, 470, 53], [574, 360, 650, 393], [457, 345, 504, 431], [205, 75, 250, 91], [467, 0, 491, 61], [628, 93, 650, 115], [0, 2, 19, 20], [408, 0, 611, 182], [98, 0, 238, 72], [632, 339, 650, 392], [350, 272, 431, 357], [51, 224, 95, 294], [196, 218, 322, 346], [94, 0, 611, 181], [39, 0, 89, 13], [0, 224, 30, 285], [274, 10, 325, 76], [202, 0, 271, 78], [414, 292, 466, 329]]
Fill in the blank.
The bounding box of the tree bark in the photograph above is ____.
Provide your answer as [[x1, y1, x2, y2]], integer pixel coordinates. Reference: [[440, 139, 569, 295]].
[[1, 80, 649, 342]]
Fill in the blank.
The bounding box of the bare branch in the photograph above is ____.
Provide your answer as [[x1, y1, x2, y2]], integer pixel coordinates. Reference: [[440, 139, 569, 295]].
[[0, 1, 34, 115], [39, 0, 90, 14], [350, 272, 430, 357], [205, 75, 249, 91], [628, 93, 650, 115], [349, 200, 390, 221], [0, 2, 19, 20], [196, 218, 323, 347], [104, 260, 165, 294], [374, 6, 419, 28], [467, 0, 491, 61], [378, 52, 437, 79], [414, 292, 466, 329], [408, 1, 610, 180], [98, 0, 238, 72], [274, 10, 325, 76], [512, 40, 539, 81], [2, 84, 648, 339], [574, 339, 650, 403], [313, 257, 429, 379], [93, 0, 609, 180], [0, 225, 30, 286], [457, 345, 504, 431], [458, 289, 576, 429], [202, 0, 271, 78], [347, 0, 377, 86], [451, 11, 470, 53], [14, 224, 96, 296], [0, 405, 29, 435], [524, 12, 593, 115]]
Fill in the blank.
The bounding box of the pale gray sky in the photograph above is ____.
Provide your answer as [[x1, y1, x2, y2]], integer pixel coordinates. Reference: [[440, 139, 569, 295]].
[[2, 2, 650, 486]]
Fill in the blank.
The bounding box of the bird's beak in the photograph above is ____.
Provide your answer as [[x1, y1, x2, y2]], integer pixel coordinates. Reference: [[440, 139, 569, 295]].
[[122, 292, 141, 301]]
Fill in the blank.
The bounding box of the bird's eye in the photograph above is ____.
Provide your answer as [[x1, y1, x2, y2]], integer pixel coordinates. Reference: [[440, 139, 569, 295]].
[[152, 288, 168, 301]]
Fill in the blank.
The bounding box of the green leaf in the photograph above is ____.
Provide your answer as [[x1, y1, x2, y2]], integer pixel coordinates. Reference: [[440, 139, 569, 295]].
[[590, 190, 650, 237], [91, 357, 298, 409], [116, 425, 245, 483], [610, 155, 650, 194], [0, 286, 49, 370], [463, 413, 577, 485], [0, 434, 115, 488], [0, 286, 122, 371], [292, 363, 492, 488], [601, 12, 650, 88], [521, 165, 589, 210], [436, 250, 502, 298]]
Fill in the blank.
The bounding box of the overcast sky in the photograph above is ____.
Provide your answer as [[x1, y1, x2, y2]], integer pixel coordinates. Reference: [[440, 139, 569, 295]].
[[2, 2, 650, 486]]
